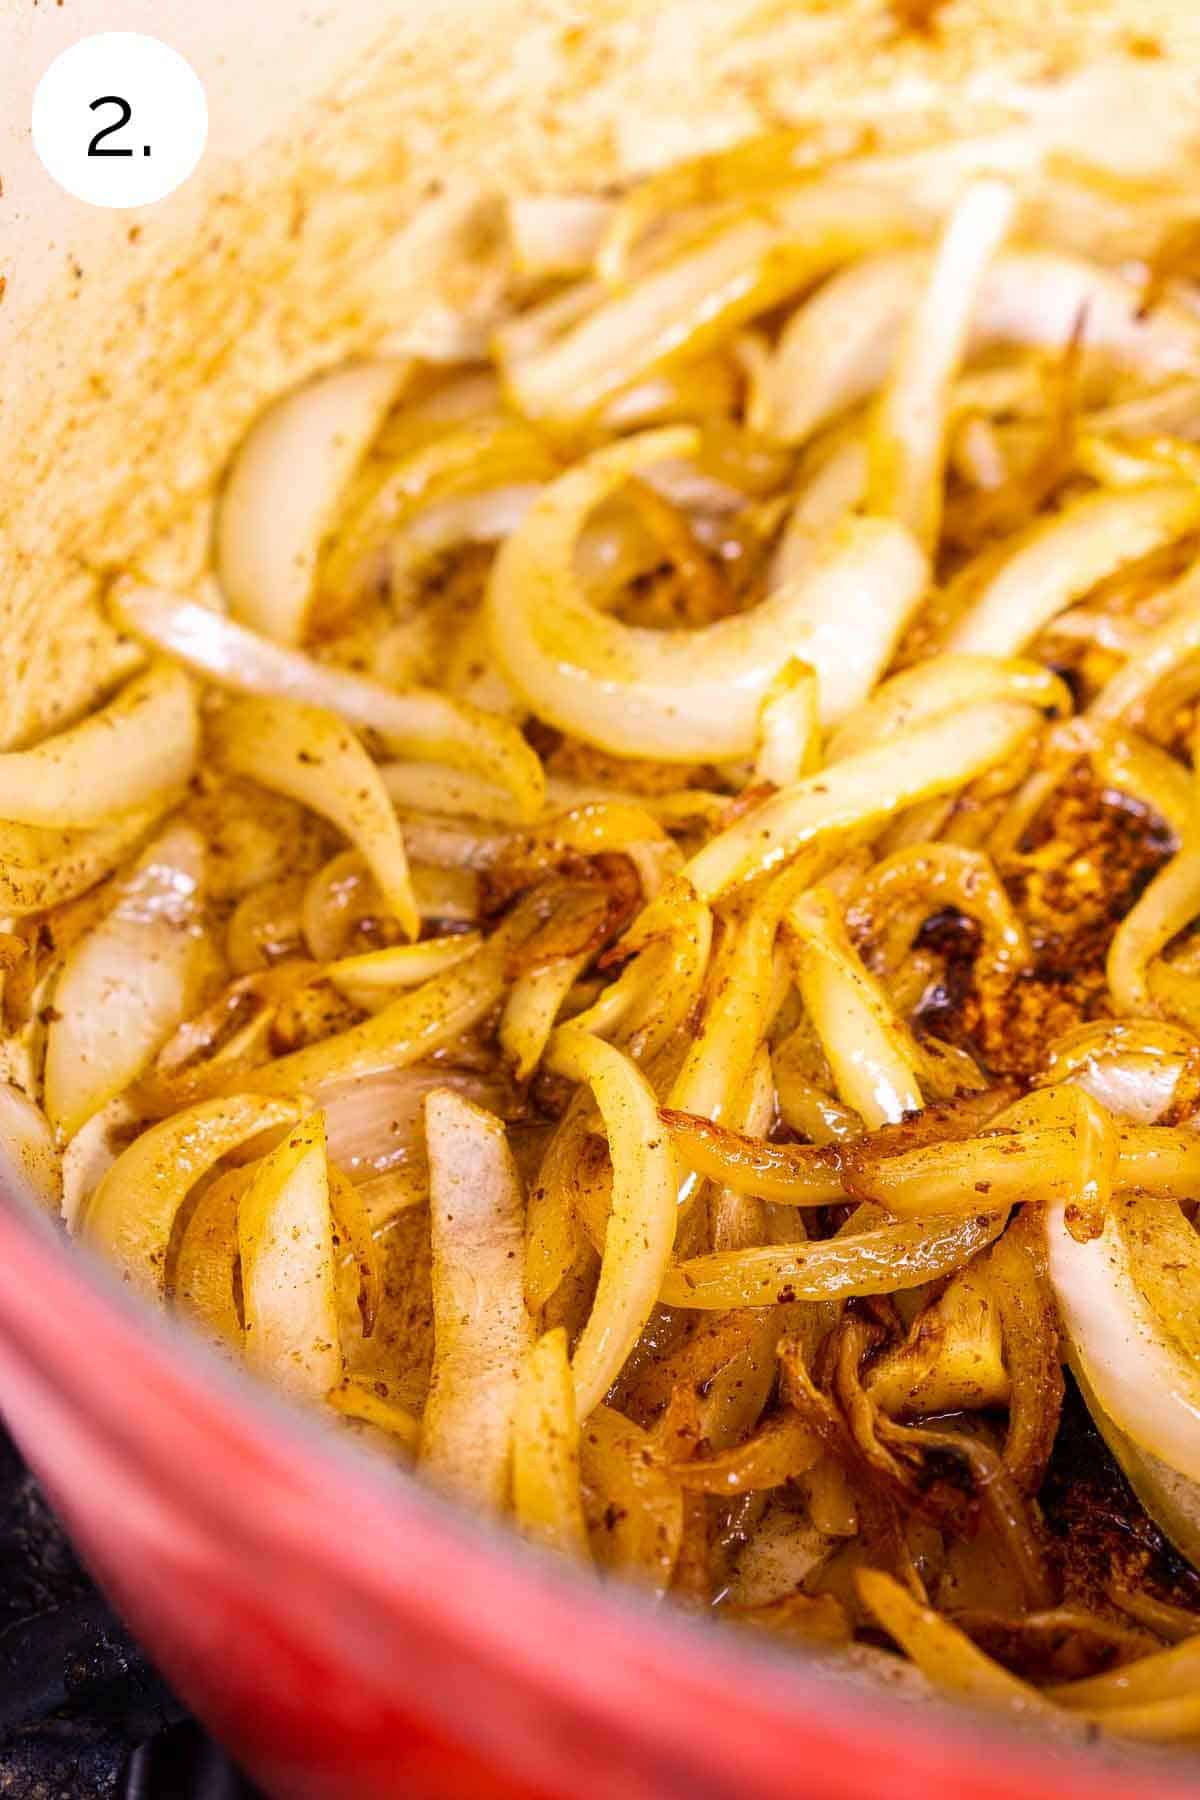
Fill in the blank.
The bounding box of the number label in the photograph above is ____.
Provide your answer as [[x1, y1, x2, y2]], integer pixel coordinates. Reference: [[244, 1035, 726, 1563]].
[[87, 95, 134, 157], [34, 33, 207, 207]]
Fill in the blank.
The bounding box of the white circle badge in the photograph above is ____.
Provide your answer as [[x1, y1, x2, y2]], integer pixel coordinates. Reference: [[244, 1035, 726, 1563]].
[[32, 33, 208, 209]]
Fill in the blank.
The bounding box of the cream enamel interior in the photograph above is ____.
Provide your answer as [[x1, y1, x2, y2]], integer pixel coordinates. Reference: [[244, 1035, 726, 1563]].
[[4, 0, 1200, 754]]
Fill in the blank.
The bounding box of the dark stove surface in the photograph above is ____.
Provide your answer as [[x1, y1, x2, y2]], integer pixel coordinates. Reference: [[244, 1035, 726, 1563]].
[[0, 1428, 261, 1799]]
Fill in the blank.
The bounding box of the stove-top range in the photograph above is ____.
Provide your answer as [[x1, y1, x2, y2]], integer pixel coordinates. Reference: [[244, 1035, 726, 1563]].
[[0, 1428, 259, 1798]]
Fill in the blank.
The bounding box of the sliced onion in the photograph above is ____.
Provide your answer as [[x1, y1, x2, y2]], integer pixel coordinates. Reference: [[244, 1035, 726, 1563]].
[[508, 194, 613, 279], [112, 585, 544, 820], [215, 360, 409, 644], [1047, 1194, 1200, 1483], [319, 417, 556, 609], [239, 1111, 341, 1402], [546, 1024, 676, 1417], [686, 700, 1038, 899], [487, 427, 927, 759], [947, 483, 1200, 657], [500, 955, 590, 1083], [0, 807, 167, 917], [856, 1570, 1069, 1728], [1108, 838, 1200, 1017], [80, 1094, 300, 1299], [785, 886, 922, 1128], [503, 186, 926, 424], [768, 438, 869, 589], [754, 660, 820, 788], [60, 1098, 139, 1234], [767, 249, 1200, 445], [827, 654, 1068, 764], [379, 762, 526, 825], [230, 899, 540, 1096], [661, 1209, 1007, 1310], [0, 1083, 61, 1217], [316, 1064, 510, 1179], [1092, 733, 1191, 841], [43, 824, 207, 1139], [326, 1379, 420, 1451], [212, 695, 418, 942], [420, 1088, 532, 1508], [868, 180, 1016, 550], [1087, 574, 1200, 727], [326, 936, 482, 1010], [0, 665, 196, 827], [174, 1163, 250, 1353], [580, 1404, 683, 1596], [512, 1326, 590, 1559]]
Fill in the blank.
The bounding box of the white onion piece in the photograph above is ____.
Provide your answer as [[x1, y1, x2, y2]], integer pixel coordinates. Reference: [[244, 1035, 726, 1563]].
[[216, 359, 409, 644], [0, 808, 168, 918], [948, 483, 1200, 658], [326, 937, 482, 1010], [60, 1097, 139, 1235], [754, 661, 820, 789], [420, 1089, 532, 1508], [0, 665, 197, 827], [687, 699, 1038, 899], [545, 1024, 676, 1418], [239, 1112, 341, 1402], [43, 824, 206, 1139], [769, 439, 868, 590], [487, 428, 927, 759], [867, 180, 1016, 551], [787, 887, 922, 1128], [827, 653, 1067, 764], [398, 484, 542, 559], [379, 761, 526, 825], [213, 696, 419, 942], [317, 1064, 508, 1178], [1046, 1197, 1200, 1483], [0, 1083, 61, 1217], [505, 185, 927, 424], [768, 249, 1200, 445], [508, 195, 613, 278], [1069, 1056, 1181, 1126], [112, 585, 543, 820]]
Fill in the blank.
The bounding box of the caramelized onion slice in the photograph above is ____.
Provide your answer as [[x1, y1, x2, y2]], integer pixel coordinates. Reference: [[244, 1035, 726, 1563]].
[[0, 665, 197, 827], [868, 180, 1016, 550], [80, 1094, 300, 1299], [503, 187, 925, 424], [0, 807, 171, 918], [512, 1326, 590, 1559], [239, 1111, 341, 1402], [947, 483, 1200, 657], [112, 585, 544, 821], [686, 700, 1038, 899], [660, 1209, 1007, 1310], [768, 248, 1200, 446], [216, 359, 409, 644], [546, 1024, 676, 1417], [212, 695, 418, 942], [420, 1089, 532, 1509], [487, 428, 926, 759], [0, 1083, 61, 1217], [1047, 1193, 1200, 1484], [856, 1570, 1073, 1729], [44, 824, 208, 1139], [785, 886, 922, 1128]]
